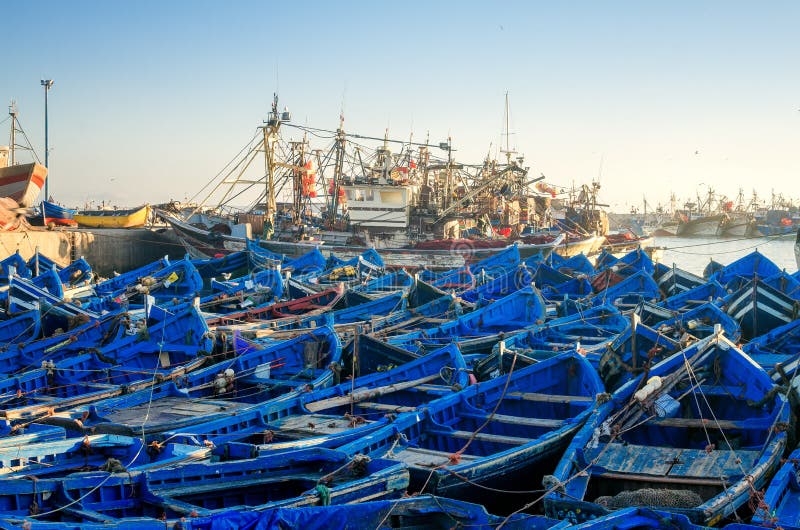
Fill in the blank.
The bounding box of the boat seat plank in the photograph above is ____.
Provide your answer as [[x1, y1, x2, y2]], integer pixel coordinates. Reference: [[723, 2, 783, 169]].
[[461, 411, 565, 429], [394, 447, 479, 467], [428, 428, 530, 446], [238, 375, 304, 387], [668, 448, 760, 479], [507, 391, 594, 404], [646, 416, 771, 430], [104, 397, 245, 424], [270, 414, 365, 435], [413, 384, 455, 393], [356, 402, 416, 413], [588, 443, 682, 476]]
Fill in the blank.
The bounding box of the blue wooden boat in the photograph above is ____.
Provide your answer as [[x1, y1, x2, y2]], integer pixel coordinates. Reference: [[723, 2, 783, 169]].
[[595, 247, 655, 277], [49, 326, 341, 436], [488, 304, 627, 363], [661, 279, 726, 311], [709, 250, 781, 290], [177, 495, 557, 530], [0, 421, 65, 448], [636, 301, 740, 343], [204, 284, 344, 328], [387, 286, 546, 353], [40, 200, 77, 227], [589, 270, 661, 308], [469, 242, 521, 274], [540, 276, 594, 301], [0, 310, 42, 344], [351, 268, 415, 296], [284, 246, 327, 274], [190, 250, 249, 284], [208, 267, 284, 299], [0, 519, 165, 529], [162, 342, 469, 450], [544, 330, 789, 525], [459, 265, 534, 304], [332, 290, 407, 325], [469, 304, 626, 381], [1, 303, 209, 376], [743, 317, 800, 382], [0, 310, 124, 374], [102, 258, 204, 306], [531, 262, 573, 289], [725, 277, 799, 339], [92, 257, 170, 297], [656, 264, 706, 298], [563, 507, 708, 529], [556, 252, 595, 276], [245, 237, 285, 268], [765, 270, 800, 300], [4, 276, 90, 321], [752, 447, 800, 529], [597, 318, 682, 391], [0, 434, 210, 478], [0, 339, 210, 423], [418, 266, 475, 291], [656, 302, 741, 342], [366, 293, 462, 337], [338, 351, 602, 511], [0, 447, 408, 521], [0, 252, 32, 281]]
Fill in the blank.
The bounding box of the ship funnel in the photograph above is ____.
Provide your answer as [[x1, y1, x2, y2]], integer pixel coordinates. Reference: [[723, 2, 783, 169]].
[[0, 146, 8, 169]]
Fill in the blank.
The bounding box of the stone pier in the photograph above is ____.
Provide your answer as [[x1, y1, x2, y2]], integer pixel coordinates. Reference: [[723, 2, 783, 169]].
[[0, 227, 185, 276]]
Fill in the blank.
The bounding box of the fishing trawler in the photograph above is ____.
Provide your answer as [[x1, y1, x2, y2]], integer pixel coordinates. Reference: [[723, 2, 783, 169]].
[[0, 103, 47, 207], [159, 96, 564, 268]]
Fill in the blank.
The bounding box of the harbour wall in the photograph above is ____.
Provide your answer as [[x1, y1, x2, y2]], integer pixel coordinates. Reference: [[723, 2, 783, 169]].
[[0, 228, 185, 277]]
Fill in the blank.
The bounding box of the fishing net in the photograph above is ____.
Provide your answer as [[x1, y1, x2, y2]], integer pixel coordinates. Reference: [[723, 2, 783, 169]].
[[595, 488, 703, 509]]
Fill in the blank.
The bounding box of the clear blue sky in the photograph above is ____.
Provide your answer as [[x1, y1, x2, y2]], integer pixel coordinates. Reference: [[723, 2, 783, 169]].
[[3, 1, 799, 210]]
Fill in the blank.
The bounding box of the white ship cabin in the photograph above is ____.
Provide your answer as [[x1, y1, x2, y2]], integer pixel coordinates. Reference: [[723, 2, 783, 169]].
[[342, 183, 417, 231]]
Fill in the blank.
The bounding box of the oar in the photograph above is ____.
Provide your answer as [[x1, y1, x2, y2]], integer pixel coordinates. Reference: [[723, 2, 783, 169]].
[[305, 373, 441, 412]]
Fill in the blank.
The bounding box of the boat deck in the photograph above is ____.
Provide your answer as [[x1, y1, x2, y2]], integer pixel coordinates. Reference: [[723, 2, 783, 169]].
[[102, 397, 249, 427], [588, 443, 760, 482], [269, 414, 372, 438]]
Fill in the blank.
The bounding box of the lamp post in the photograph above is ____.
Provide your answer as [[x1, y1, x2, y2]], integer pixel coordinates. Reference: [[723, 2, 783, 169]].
[[40, 79, 54, 201]]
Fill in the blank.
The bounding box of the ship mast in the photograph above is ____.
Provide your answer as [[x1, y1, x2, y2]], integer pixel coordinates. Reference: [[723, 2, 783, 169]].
[[329, 111, 346, 228], [8, 101, 17, 166], [262, 94, 284, 222], [500, 92, 517, 165]]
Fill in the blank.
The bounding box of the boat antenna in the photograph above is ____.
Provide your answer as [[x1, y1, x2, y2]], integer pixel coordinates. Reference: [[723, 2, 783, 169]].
[[8, 101, 17, 165], [500, 92, 517, 165]]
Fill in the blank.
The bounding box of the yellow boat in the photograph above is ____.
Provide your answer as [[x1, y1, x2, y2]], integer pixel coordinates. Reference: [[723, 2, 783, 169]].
[[74, 204, 150, 228]]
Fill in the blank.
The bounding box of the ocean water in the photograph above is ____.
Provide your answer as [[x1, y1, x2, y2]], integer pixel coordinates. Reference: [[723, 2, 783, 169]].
[[654, 235, 797, 276]]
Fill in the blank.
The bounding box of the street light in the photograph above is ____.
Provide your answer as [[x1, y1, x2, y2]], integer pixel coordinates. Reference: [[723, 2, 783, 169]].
[[41, 79, 54, 201]]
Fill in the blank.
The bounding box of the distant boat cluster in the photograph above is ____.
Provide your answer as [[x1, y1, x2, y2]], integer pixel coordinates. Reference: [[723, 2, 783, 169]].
[[621, 187, 799, 238]]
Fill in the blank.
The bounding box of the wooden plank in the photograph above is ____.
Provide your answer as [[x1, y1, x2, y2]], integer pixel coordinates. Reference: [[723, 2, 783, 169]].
[[272, 414, 362, 435], [588, 443, 681, 476], [414, 384, 455, 392], [396, 447, 479, 467], [356, 402, 416, 413], [462, 412, 565, 429], [669, 449, 759, 479], [507, 391, 594, 404], [305, 374, 439, 412], [595, 471, 731, 487], [429, 429, 530, 446], [646, 417, 765, 430]]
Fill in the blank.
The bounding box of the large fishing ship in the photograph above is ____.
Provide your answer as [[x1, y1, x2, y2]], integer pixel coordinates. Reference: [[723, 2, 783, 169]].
[[0, 103, 47, 207], [160, 96, 613, 266]]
